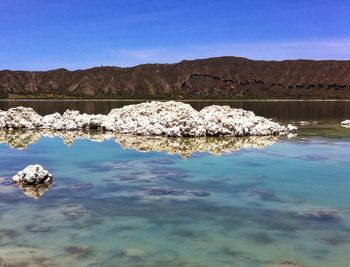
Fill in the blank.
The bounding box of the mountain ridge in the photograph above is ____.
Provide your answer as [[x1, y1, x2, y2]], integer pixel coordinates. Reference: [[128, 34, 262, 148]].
[[1, 56, 350, 99]]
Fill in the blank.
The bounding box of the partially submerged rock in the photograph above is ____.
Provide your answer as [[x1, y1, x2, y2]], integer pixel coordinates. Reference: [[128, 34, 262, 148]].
[[0, 101, 297, 137], [11, 164, 53, 185], [122, 248, 147, 258], [341, 120, 350, 128], [300, 209, 340, 222], [145, 187, 210, 197]]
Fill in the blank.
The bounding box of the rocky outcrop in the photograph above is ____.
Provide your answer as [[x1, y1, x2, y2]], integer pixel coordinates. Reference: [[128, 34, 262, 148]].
[[199, 105, 297, 136], [1, 57, 350, 99], [0, 107, 42, 130], [341, 120, 350, 128], [0, 101, 297, 137], [103, 101, 206, 136], [12, 165, 53, 185]]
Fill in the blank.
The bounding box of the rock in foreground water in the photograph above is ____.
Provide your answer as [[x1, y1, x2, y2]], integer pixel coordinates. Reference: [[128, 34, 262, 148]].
[[0, 101, 297, 137], [12, 164, 53, 185]]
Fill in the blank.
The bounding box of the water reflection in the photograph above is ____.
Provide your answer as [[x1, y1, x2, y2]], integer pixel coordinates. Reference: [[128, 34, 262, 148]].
[[14, 182, 52, 199], [0, 130, 278, 157], [0, 133, 349, 266]]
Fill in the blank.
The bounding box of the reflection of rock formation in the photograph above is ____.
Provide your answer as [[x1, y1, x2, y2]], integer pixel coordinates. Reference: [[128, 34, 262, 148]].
[[115, 134, 278, 158], [0, 130, 115, 149], [0, 130, 278, 158], [0, 130, 41, 150], [15, 182, 52, 199]]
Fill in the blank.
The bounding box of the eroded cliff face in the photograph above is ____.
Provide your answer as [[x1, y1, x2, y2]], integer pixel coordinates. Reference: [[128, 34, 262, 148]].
[[1, 57, 350, 99]]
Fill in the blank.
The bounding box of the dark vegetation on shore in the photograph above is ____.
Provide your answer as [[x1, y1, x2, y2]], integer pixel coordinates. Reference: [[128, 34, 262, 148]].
[[1, 56, 350, 99]]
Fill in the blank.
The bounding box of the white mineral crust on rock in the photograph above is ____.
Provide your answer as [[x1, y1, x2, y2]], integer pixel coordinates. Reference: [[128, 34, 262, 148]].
[[103, 101, 206, 137], [2, 107, 42, 130], [341, 120, 350, 128], [199, 105, 294, 136], [12, 164, 53, 185], [0, 101, 297, 136]]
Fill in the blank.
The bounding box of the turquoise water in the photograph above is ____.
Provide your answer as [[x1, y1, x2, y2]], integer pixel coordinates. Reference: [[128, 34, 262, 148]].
[[0, 129, 350, 266]]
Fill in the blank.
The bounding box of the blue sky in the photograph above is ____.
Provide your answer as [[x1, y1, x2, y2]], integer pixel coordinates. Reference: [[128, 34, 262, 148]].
[[1, 0, 349, 70]]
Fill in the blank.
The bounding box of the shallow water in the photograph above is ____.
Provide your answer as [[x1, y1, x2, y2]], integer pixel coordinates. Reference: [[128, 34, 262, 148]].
[[0, 101, 350, 267]]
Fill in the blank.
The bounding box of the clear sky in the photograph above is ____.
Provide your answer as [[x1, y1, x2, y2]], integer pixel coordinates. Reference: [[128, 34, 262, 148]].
[[1, 0, 349, 70]]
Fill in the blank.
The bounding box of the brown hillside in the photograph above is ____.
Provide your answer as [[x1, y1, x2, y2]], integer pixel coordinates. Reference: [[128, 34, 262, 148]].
[[1, 56, 350, 99]]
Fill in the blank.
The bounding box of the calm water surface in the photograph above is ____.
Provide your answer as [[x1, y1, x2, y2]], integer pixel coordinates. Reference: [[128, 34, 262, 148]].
[[0, 101, 350, 267], [1, 100, 350, 121]]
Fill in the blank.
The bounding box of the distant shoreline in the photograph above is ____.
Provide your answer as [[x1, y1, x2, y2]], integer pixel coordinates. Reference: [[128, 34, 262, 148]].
[[0, 99, 350, 102]]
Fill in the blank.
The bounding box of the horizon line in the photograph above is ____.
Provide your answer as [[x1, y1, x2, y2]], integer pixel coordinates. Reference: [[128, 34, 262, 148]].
[[2, 55, 350, 72]]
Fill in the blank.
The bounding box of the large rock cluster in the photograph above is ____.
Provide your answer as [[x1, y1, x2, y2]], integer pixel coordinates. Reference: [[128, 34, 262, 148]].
[[0, 101, 297, 137]]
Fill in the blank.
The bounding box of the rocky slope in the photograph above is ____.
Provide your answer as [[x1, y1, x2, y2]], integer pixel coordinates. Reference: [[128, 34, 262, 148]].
[[1, 57, 350, 99]]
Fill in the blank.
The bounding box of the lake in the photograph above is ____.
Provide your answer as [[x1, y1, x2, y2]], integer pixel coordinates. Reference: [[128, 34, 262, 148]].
[[0, 100, 350, 267]]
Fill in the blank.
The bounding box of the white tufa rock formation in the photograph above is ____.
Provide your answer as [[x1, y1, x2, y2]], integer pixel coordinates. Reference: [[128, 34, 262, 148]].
[[341, 120, 350, 128], [0, 101, 297, 137], [12, 164, 53, 185]]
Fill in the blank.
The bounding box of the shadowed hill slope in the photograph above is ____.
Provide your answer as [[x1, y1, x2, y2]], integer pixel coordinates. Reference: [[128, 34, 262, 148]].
[[1, 57, 350, 99]]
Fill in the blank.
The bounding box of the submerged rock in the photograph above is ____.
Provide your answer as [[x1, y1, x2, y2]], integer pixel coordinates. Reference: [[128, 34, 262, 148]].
[[62, 204, 88, 219], [300, 209, 340, 222], [65, 245, 94, 258], [145, 187, 210, 198], [122, 248, 147, 258], [0, 101, 297, 137], [11, 164, 53, 185], [341, 120, 350, 128], [271, 261, 304, 267]]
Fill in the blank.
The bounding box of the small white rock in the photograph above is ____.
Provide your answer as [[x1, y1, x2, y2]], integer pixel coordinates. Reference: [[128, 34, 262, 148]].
[[341, 120, 350, 128], [287, 124, 298, 133], [12, 164, 53, 185]]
